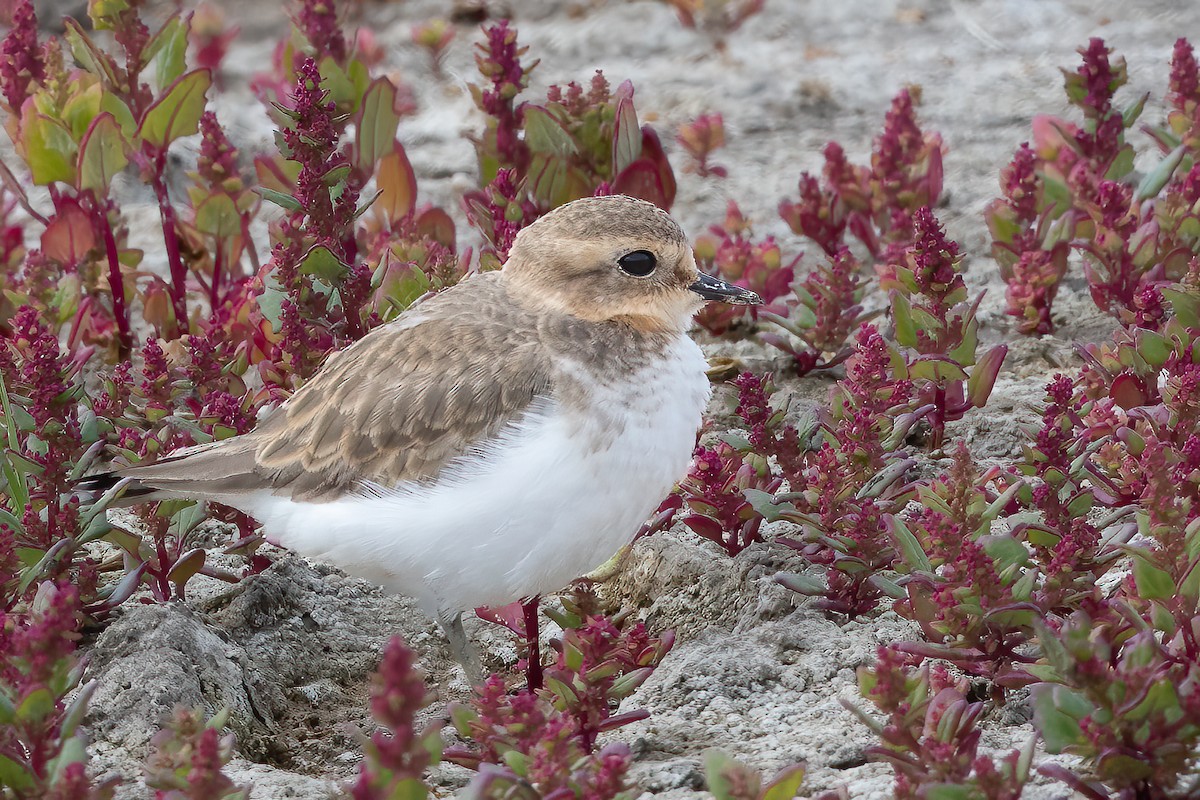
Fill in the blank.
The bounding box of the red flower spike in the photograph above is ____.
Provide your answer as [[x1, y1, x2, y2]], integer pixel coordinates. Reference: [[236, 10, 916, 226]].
[[0, 0, 42, 111]]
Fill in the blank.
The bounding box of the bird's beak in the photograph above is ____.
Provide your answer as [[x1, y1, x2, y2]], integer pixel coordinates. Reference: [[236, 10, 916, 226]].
[[689, 272, 762, 305]]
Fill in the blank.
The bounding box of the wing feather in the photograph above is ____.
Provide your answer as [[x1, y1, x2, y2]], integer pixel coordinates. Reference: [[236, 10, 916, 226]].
[[116, 275, 554, 501]]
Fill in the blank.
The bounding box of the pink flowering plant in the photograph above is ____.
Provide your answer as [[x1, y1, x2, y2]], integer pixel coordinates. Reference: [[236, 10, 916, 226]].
[[693, 202, 800, 335], [778, 88, 944, 265], [445, 608, 673, 799], [988, 38, 1200, 331], [676, 113, 728, 178], [883, 207, 1008, 451], [759, 247, 876, 375], [143, 707, 248, 800], [848, 646, 1032, 800], [758, 326, 920, 617], [462, 22, 677, 270]]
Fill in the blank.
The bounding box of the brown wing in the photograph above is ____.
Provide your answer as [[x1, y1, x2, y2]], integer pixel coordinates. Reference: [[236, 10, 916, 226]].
[[118, 275, 553, 501]]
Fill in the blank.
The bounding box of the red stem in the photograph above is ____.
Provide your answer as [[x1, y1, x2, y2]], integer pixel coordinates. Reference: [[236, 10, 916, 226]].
[[150, 150, 190, 334], [211, 244, 224, 309], [153, 528, 172, 601], [522, 596, 543, 691], [931, 385, 947, 450], [95, 200, 133, 358]]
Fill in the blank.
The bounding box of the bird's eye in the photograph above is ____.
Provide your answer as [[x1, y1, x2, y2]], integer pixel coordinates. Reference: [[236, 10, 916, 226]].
[[617, 250, 657, 277]]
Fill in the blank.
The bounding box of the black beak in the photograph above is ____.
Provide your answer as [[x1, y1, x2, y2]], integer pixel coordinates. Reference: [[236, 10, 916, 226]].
[[689, 272, 762, 305]]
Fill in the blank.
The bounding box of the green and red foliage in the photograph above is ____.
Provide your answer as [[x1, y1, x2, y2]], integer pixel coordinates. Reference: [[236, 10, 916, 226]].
[[692, 202, 799, 335], [848, 646, 1032, 800], [0, 582, 118, 798], [463, 22, 677, 270], [350, 637, 443, 800], [989, 38, 1200, 333], [143, 707, 247, 800], [446, 607, 673, 800], [677, 113, 728, 178]]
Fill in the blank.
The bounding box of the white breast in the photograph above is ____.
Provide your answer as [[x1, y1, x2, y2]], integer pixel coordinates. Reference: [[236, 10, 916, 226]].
[[233, 334, 711, 614]]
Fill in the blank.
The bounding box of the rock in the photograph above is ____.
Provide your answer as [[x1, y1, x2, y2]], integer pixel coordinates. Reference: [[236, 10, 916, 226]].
[[84, 603, 259, 758]]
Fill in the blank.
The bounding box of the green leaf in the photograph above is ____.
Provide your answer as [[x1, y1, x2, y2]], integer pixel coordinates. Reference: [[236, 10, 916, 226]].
[[145, 14, 189, 89], [908, 357, 967, 383], [1030, 684, 1089, 753], [612, 82, 641, 175], [63, 19, 119, 86], [297, 244, 348, 283], [62, 82, 103, 140], [775, 572, 826, 596], [60, 681, 96, 739], [544, 676, 578, 704], [17, 688, 55, 723], [1136, 144, 1185, 200], [355, 78, 401, 171], [99, 92, 137, 137], [321, 163, 351, 191], [1105, 146, 1135, 181], [89, 0, 130, 28], [1121, 92, 1149, 128], [608, 667, 652, 699], [1136, 329, 1173, 368], [524, 106, 577, 158], [23, 114, 77, 185], [193, 193, 241, 239], [77, 112, 128, 193], [1132, 554, 1175, 599], [137, 69, 212, 149], [966, 344, 1007, 409], [255, 187, 303, 212], [925, 786, 972, 800], [1065, 491, 1094, 518], [983, 535, 1029, 572], [890, 292, 918, 348], [891, 517, 932, 573], [868, 573, 906, 599], [167, 547, 206, 588], [258, 273, 286, 332], [743, 489, 785, 521], [761, 762, 805, 800], [0, 753, 33, 791], [390, 777, 429, 800], [1163, 287, 1200, 329], [704, 749, 757, 800], [948, 316, 978, 366], [319, 56, 369, 114]]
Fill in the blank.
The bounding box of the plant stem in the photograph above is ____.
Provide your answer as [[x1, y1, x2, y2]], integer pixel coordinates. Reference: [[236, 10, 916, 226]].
[[522, 596, 543, 691], [95, 200, 132, 358], [931, 385, 947, 450], [150, 151, 190, 334], [211, 243, 223, 309]]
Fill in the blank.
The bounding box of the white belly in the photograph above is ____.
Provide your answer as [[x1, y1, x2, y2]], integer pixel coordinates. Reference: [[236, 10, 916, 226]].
[[231, 336, 710, 613]]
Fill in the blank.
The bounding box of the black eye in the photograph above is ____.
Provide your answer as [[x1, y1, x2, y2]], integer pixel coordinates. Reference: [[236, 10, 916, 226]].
[[618, 250, 657, 277]]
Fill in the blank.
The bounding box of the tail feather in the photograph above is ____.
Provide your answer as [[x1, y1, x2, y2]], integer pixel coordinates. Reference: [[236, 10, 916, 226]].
[[73, 471, 163, 507], [75, 435, 266, 505]]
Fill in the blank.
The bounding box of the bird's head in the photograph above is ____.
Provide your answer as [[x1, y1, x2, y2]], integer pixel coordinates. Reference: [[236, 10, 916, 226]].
[[502, 195, 761, 333]]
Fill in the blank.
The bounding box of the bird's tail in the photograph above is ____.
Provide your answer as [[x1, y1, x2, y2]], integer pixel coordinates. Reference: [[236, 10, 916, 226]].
[[74, 471, 158, 504], [75, 436, 261, 506]]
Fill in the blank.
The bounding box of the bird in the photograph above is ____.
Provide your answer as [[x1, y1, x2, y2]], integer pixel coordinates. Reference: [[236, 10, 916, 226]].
[[81, 195, 761, 680]]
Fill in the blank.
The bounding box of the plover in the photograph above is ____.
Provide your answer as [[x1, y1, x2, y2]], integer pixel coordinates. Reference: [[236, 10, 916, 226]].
[[85, 195, 760, 677]]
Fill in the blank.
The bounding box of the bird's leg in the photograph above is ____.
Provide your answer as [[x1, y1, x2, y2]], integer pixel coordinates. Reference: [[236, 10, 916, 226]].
[[437, 609, 484, 686], [521, 595, 543, 691]]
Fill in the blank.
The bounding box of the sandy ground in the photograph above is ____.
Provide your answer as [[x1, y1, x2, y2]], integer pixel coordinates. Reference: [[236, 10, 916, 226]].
[[38, 0, 1193, 796]]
